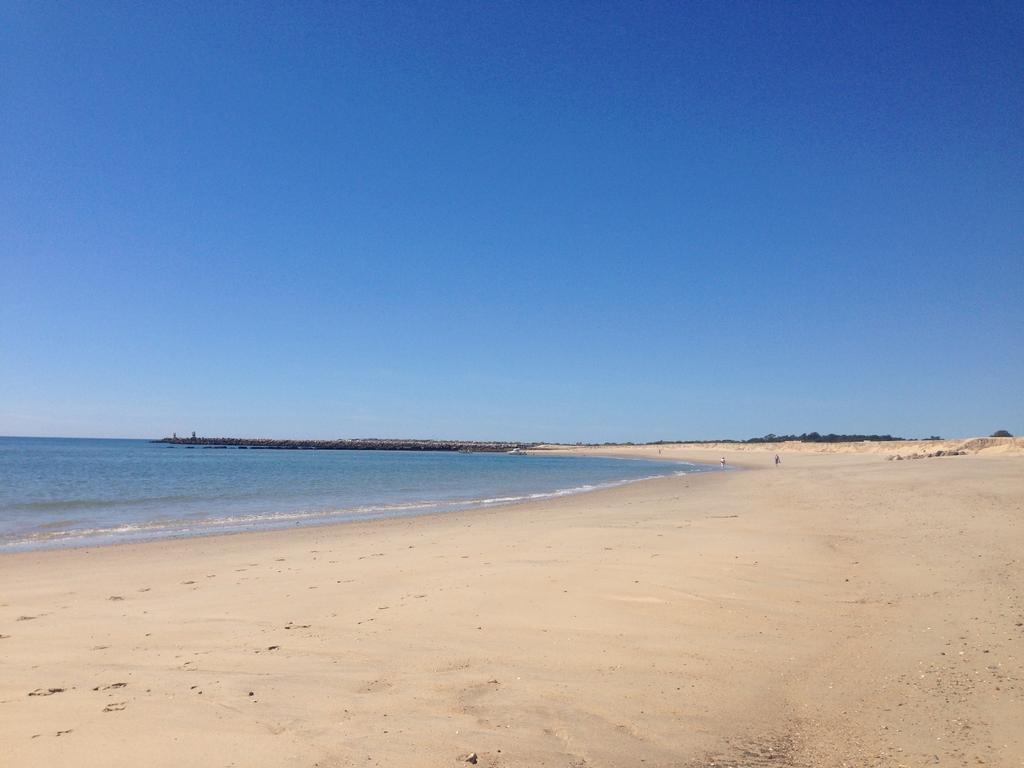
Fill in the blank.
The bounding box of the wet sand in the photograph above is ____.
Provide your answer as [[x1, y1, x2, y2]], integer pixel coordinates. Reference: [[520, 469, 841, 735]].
[[1, 443, 1022, 766]]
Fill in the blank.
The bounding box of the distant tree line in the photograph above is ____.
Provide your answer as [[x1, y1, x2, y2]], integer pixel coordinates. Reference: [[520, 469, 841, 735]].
[[578, 431, 1019, 446], [636, 432, 916, 445], [741, 432, 907, 443]]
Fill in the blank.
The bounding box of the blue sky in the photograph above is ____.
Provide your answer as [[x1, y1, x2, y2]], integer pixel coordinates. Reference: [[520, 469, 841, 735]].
[[2, 2, 1022, 441]]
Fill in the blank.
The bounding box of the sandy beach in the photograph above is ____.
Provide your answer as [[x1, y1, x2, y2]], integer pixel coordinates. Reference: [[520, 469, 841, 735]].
[[2, 440, 1022, 767]]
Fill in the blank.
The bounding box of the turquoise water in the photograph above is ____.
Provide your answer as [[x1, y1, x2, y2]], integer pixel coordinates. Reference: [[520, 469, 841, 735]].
[[0, 437, 708, 551]]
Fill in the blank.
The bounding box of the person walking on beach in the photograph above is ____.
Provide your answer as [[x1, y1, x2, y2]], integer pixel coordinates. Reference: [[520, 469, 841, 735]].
[[720, 457, 726, 469], [775, 454, 781, 466]]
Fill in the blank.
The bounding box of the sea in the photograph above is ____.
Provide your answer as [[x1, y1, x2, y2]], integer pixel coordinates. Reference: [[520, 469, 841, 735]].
[[0, 437, 709, 551]]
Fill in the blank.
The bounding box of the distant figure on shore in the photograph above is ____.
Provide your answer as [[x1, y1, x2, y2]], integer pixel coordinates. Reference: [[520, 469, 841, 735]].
[[775, 454, 781, 466], [720, 457, 726, 469], [191, 431, 196, 440]]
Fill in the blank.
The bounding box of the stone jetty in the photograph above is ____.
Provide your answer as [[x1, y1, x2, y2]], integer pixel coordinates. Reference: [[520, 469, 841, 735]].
[[153, 436, 537, 453]]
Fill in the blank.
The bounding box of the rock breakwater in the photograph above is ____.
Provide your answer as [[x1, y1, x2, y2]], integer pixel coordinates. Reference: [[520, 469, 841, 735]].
[[153, 437, 537, 453]]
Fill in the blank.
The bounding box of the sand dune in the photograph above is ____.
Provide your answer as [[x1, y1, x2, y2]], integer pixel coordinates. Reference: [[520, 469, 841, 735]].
[[541, 435, 1024, 458]]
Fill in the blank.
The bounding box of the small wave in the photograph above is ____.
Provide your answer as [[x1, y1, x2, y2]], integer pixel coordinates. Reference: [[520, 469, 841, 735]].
[[31, 518, 84, 531], [5, 494, 205, 513], [0, 499, 457, 550]]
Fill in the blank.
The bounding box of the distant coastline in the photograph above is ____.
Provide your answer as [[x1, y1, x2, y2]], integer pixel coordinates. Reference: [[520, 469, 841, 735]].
[[153, 436, 537, 452]]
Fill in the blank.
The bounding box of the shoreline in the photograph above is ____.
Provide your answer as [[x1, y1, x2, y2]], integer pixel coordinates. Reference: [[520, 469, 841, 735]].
[[0, 462, 719, 566], [1, 453, 711, 555], [2, 444, 1021, 766]]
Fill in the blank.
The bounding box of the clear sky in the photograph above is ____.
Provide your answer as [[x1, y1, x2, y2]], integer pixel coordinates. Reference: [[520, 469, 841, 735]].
[[2, 2, 1022, 442]]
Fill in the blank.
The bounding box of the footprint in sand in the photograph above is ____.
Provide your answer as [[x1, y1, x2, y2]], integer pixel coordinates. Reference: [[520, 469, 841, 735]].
[[16, 615, 37, 621], [28, 688, 66, 696], [102, 701, 127, 712], [359, 679, 393, 693], [108, 595, 125, 601], [606, 594, 667, 604]]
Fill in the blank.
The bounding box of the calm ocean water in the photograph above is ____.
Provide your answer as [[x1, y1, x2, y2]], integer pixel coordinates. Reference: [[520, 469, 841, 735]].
[[0, 437, 708, 551]]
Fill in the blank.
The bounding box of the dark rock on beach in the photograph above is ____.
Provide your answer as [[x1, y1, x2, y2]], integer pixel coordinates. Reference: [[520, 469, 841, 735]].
[[887, 450, 967, 461]]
